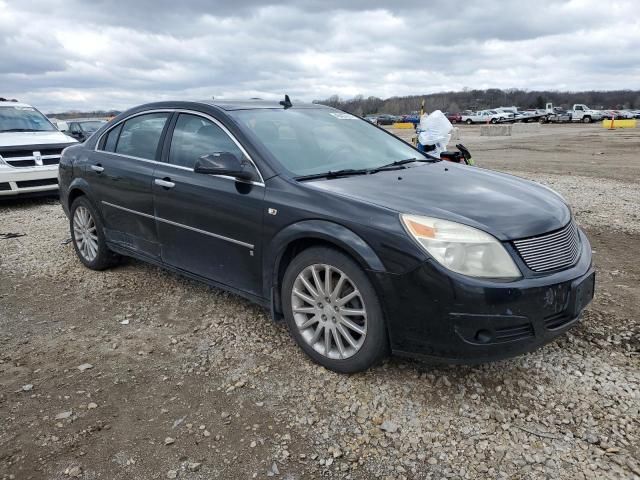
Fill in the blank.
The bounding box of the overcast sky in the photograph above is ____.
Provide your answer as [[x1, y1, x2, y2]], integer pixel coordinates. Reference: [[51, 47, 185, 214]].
[[1, 0, 639, 112]]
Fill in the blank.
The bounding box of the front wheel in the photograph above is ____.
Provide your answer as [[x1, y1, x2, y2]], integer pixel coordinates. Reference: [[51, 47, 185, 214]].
[[490, 118, 497, 124], [583, 116, 591, 124], [70, 196, 120, 270], [282, 247, 389, 373]]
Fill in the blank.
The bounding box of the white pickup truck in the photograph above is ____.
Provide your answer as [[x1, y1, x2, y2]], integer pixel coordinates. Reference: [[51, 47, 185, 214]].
[[0, 99, 77, 197], [569, 104, 604, 123], [462, 110, 509, 124], [541, 103, 604, 124]]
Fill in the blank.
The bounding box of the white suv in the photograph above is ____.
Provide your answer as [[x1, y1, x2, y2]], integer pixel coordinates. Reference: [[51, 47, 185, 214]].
[[0, 99, 77, 197]]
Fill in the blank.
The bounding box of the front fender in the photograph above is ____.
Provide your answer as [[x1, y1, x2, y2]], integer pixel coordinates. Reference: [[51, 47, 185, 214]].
[[263, 219, 386, 301]]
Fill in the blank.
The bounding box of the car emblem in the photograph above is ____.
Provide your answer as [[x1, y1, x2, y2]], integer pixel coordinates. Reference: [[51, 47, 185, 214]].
[[33, 151, 43, 166]]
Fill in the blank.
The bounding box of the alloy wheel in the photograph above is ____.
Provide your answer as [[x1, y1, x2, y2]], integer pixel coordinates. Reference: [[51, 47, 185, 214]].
[[73, 206, 99, 262], [291, 264, 367, 360]]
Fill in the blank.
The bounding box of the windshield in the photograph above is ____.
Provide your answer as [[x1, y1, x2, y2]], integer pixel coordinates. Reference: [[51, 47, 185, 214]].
[[229, 108, 428, 177], [80, 120, 106, 133], [0, 106, 56, 132]]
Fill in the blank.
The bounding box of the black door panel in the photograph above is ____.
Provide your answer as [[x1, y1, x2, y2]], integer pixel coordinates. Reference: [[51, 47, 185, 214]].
[[90, 152, 160, 257], [87, 112, 171, 259], [152, 167, 265, 294]]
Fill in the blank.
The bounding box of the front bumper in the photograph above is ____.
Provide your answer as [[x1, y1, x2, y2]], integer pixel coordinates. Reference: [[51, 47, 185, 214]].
[[376, 228, 595, 363], [0, 165, 59, 196]]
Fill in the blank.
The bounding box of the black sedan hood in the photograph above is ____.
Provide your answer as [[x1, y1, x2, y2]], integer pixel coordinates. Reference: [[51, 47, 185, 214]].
[[305, 163, 571, 240]]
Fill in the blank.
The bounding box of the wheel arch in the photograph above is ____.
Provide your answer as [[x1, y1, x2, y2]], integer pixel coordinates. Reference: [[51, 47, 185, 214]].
[[264, 220, 387, 319], [66, 178, 95, 211]]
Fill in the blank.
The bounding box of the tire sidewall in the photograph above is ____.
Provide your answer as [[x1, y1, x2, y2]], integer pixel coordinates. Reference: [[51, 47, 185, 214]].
[[69, 196, 113, 270], [281, 247, 389, 373]]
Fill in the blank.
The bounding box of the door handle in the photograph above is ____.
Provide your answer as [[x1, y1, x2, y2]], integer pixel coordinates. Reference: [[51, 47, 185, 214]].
[[154, 178, 175, 189], [90, 164, 104, 173]]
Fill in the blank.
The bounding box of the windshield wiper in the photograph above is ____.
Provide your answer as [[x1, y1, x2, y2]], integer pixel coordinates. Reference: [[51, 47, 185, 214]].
[[295, 168, 373, 181], [371, 157, 440, 172], [0, 128, 49, 133]]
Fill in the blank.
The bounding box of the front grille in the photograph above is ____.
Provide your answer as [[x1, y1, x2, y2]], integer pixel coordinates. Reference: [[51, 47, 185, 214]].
[[494, 322, 534, 343], [0, 149, 33, 158], [0, 146, 67, 168], [16, 178, 58, 188], [513, 221, 580, 272], [0, 182, 11, 191], [6, 159, 36, 167], [37, 148, 64, 156]]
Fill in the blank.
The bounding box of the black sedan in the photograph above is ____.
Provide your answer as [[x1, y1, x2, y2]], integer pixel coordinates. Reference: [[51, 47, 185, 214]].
[[58, 99, 595, 373], [66, 118, 108, 142]]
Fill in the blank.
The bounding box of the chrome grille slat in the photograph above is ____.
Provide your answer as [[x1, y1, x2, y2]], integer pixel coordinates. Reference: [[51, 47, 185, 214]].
[[515, 227, 574, 247], [519, 229, 572, 248], [513, 221, 580, 272], [525, 242, 579, 262]]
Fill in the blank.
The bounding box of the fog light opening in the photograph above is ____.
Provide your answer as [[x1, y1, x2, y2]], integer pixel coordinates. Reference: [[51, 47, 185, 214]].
[[475, 329, 493, 344]]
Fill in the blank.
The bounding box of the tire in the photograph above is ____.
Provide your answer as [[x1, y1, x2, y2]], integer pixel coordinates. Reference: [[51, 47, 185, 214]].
[[70, 196, 120, 270], [281, 247, 389, 373], [451, 119, 457, 124], [583, 116, 591, 124], [465, 119, 473, 125], [490, 118, 497, 124]]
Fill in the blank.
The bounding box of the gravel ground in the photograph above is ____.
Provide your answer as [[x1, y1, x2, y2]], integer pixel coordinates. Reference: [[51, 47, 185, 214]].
[[1, 124, 639, 479]]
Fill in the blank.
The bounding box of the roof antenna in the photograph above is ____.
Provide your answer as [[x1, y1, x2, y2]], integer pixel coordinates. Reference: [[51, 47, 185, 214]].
[[279, 94, 292, 109]]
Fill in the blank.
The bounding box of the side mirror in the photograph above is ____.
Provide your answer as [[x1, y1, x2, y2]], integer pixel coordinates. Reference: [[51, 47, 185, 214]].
[[194, 152, 253, 181]]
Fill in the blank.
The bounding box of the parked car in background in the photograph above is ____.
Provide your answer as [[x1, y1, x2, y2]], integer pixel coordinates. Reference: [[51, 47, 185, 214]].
[[445, 112, 462, 124], [401, 114, 420, 125], [49, 118, 69, 132], [489, 109, 515, 122], [66, 118, 108, 142], [462, 110, 503, 124], [58, 99, 594, 373], [602, 110, 635, 120], [375, 114, 396, 125], [364, 115, 378, 124], [569, 104, 604, 123], [0, 98, 76, 197]]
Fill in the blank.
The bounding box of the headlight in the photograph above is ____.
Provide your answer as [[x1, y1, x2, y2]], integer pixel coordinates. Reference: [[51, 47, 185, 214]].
[[401, 214, 521, 279]]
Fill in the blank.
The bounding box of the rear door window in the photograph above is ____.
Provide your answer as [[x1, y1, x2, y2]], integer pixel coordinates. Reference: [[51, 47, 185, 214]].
[[102, 124, 123, 152], [115, 113, 170, 160]]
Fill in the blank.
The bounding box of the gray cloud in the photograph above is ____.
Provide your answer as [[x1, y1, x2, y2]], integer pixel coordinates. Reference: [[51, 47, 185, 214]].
[[0, 0, 638, 111]]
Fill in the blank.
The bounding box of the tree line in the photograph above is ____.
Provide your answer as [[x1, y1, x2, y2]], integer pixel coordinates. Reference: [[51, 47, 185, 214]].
[[314, 89, 640, 115]]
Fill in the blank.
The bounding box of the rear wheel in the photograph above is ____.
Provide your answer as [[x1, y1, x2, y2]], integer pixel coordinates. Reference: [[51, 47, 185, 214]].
[[282, 247, 389, 373], [465, 119, 473, 125], [70, 196, 120, 270]]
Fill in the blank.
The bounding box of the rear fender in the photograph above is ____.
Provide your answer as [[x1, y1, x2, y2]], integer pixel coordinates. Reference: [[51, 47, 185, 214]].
[[64, 178, 96, 216]]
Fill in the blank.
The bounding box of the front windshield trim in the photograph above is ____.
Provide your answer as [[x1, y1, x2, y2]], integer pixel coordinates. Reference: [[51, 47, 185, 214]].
[[229, 107, 429, 179]]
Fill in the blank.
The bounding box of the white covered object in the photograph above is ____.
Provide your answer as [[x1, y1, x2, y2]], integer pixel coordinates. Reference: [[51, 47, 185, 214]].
[[417, 110, 453, 156]]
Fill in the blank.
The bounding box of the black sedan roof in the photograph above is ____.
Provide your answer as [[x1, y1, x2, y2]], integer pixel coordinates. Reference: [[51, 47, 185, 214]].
[[200, 99, 328, 111]]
